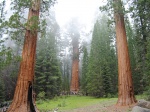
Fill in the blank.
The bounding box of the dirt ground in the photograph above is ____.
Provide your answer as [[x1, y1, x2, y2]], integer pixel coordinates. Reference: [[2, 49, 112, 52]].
[[61, 102, 136, 112]]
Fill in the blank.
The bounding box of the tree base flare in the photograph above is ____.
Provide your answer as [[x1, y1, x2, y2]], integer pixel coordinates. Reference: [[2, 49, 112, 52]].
[[7, 81, 38, 112], [116, 98, 137, 106]]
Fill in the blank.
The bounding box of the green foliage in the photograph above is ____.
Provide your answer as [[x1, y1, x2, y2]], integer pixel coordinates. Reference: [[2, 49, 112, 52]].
[[0, 0, 58, 102], [1, 0, 57, 43], [125, 19, 143, 94], [1, 0, 150, 103], [35, 22, 62, 99], [86, 15, 117, 97], [100, 0, 150, 96], [0, 77, 4, 102], [107, 93, 112, 98], [35, 45, 62, 98], [99, 0, 126, 27], [57, 100, 66, 107], [37, 91, 46, 100], [0, 45, 20, 101], [145, 39, 150, 99], [0, 45, 13, 70], [129, 0, 150, 94], [0, 0, 60, 101], [81, 46, 88, 95], [143, 89, 150, 101], [0, 0, 6, 38], [62, 57, 70, 93]]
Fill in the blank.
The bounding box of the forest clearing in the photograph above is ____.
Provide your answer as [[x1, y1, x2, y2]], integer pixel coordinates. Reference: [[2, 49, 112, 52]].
[[37, 95, 145, 112], [0, 0, 150, 112]]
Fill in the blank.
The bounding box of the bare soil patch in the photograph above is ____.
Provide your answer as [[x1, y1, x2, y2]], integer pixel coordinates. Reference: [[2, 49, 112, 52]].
[[62, 102, 136, 112]]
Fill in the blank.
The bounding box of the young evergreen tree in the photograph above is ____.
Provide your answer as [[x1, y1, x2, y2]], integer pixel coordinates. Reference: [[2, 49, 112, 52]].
[[86, 21, 102, 97], [35, 33, 62, 98], [130, 0, 150, 94], [125, 19, 142, 95], [86, 15, 117, 97], [81, 46, 88, 95], [128, 0, 148, 86], [62, 55, 70, 94], [35, 14, 62, 98]]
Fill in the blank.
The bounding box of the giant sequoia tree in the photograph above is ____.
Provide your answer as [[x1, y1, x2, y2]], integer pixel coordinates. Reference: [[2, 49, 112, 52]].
[[68, 19, 80, 94], [113, 0, 137, 106], [7, 0, 55, 111], [7, 0, 40, 111], [70, 32, 80, 94]]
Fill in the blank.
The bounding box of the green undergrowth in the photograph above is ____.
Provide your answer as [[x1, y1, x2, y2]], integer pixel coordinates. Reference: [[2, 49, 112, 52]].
[[36, 95, 117, 111], [36, 95, 146, 112]]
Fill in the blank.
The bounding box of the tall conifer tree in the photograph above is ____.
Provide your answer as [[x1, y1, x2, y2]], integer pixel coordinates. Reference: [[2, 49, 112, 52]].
[[86, 15, 117, 97], [113, 0, 136, 106], [81, 46, 88, 95]]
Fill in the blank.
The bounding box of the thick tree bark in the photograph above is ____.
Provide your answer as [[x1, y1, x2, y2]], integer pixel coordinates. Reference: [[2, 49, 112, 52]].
[[7, 1, 40, 112], [70, 37, 79, 94], [113, 0, 137, 106]]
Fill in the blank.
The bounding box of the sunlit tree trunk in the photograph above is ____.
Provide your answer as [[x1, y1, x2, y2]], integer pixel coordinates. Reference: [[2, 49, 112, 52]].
[[113, 0, 137, 106], [70, 36, 79, 94], [7, 0, 40, 112]]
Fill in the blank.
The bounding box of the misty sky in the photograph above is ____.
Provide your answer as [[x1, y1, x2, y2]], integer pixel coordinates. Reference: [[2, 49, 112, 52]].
[[54, 0, 106, 32], [5, 0, 106, 32]]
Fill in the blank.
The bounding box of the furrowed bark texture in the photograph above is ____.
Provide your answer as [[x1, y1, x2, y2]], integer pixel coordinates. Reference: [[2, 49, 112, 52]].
[[70, 37, 79, 94], [114, 0, 137, 106], [7, 0, 40, 112]]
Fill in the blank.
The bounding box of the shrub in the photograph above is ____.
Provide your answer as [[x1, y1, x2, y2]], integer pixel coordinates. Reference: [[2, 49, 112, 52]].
[[107, 93, 112, 98], [144, 89, 150, 101], [57, 100, 66, 107], [37, 91, 45, 100], [36, 99, 44, 104]]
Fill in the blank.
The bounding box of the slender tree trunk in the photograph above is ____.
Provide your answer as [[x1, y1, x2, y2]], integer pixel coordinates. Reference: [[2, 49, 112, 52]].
[[70, 37, 79, 94], [113, 0, 137, 106], [7, 1, 40, 112]]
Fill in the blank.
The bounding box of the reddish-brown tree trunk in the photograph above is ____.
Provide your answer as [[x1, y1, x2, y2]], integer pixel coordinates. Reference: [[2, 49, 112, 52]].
[[70, 37, 79, 94], [113, 0, 137, 106], [7, 1, 40, 112]]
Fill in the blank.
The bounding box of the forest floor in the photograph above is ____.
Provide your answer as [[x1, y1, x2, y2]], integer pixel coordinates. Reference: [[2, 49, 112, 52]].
[[36, 95, 143, 112], [61, 101, 135, 112]]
